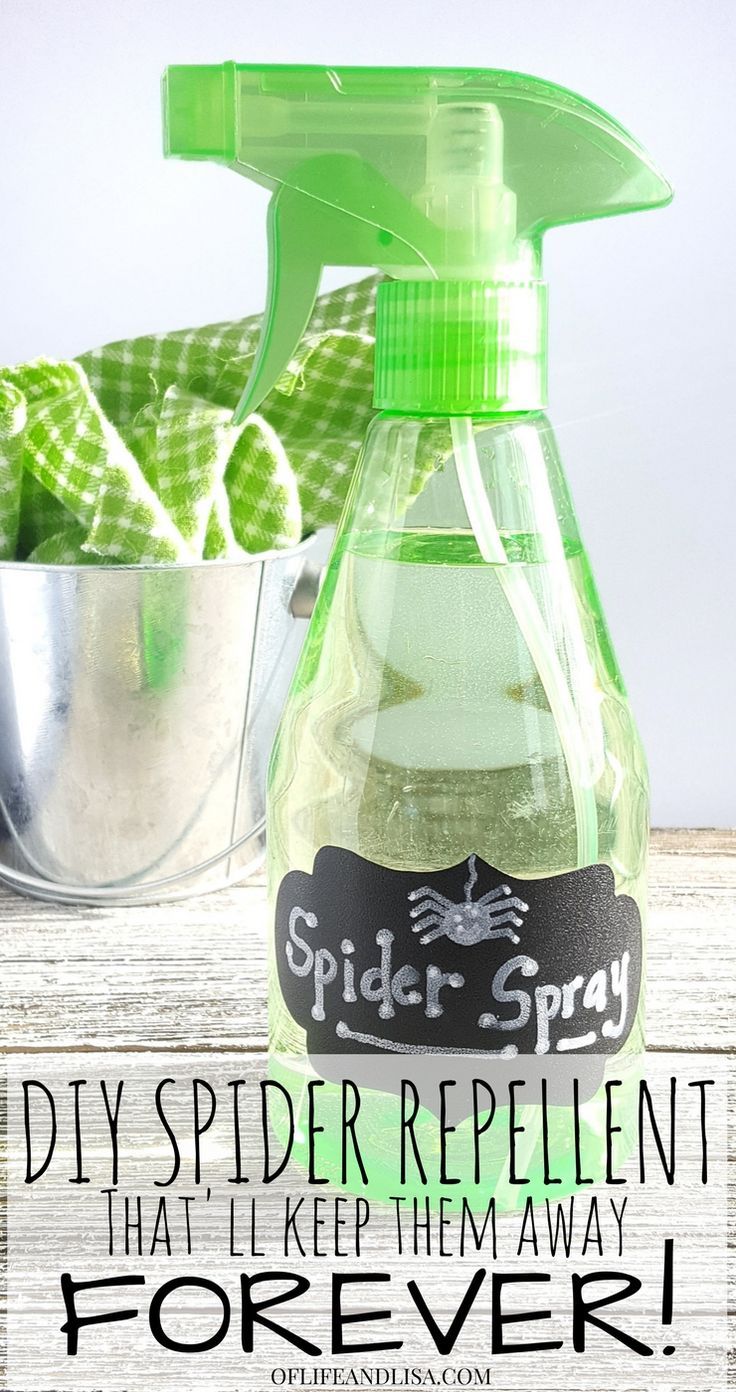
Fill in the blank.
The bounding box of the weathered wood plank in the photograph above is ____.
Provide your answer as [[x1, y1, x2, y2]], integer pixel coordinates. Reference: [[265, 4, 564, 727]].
[[1, 830, 734, 1053], [649, 827, 735, 856], [2, 834, 733, 1385]]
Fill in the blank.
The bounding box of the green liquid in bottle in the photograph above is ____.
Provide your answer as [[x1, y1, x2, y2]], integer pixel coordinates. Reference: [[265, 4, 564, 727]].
[[267, 416, 648, 1205]]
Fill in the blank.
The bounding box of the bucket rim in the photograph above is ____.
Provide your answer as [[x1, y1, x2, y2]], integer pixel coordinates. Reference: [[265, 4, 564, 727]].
[[0, 531, 321, 575]]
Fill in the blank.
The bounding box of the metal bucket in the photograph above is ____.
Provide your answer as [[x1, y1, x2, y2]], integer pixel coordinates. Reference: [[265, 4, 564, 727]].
[[0, 534, 324, 904]]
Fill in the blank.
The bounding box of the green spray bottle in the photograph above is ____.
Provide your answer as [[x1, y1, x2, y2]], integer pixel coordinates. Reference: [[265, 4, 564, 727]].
[[164, 66, 671, 1198]]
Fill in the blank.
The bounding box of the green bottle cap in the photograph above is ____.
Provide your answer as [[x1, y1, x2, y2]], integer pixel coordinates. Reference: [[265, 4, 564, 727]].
[[374, 279, 548, 414]]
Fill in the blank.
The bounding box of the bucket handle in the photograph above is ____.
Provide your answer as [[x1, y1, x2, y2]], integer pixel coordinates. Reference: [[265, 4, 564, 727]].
[[0, 815, 267, 906]]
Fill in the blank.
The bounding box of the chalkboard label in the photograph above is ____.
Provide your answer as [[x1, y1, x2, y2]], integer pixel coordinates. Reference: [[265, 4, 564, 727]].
[[275, 849, 642, 1058]]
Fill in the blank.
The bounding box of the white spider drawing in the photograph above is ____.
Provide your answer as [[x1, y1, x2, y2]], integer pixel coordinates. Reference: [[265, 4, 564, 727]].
[[407, 854, 529, 947]]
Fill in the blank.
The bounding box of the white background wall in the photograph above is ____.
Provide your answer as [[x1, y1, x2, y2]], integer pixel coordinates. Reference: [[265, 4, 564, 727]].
[[1, 0, 734, 825]]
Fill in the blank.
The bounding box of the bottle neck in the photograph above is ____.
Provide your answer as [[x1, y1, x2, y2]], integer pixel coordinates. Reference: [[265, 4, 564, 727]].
[[373, 278, 548, 416], [337, 412, 578, 553]]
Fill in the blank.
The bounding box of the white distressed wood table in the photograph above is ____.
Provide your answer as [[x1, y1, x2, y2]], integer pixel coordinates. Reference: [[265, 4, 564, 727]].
[[1, 827, 733, 1388], [2, 828, 733, 1056]]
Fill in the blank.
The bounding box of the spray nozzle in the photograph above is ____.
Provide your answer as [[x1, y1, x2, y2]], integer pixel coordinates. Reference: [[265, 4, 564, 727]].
[[163, 65, 672, 418]]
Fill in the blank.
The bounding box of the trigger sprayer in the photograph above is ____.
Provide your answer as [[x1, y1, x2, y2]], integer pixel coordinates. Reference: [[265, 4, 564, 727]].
[[163, 66, 670, 1086]]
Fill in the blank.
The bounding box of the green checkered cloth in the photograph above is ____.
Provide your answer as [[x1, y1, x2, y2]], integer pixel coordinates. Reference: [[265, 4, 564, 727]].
[[0, 276, 378, 564]]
